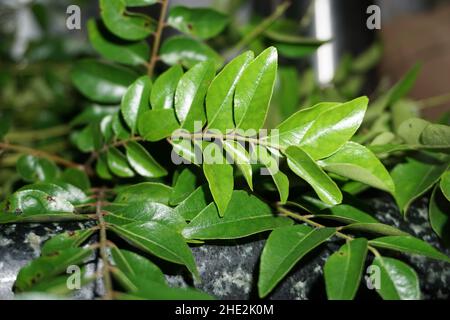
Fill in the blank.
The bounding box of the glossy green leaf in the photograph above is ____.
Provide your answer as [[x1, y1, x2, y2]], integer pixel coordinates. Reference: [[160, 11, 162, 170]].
[[160, 36, 222, 69], [14, 248, 92, 292], [258, 225, 335, 298], [429, 185, 450, 241], [234, 47, 277, 132], [121, 76, 151, 134], [114, 182, 172, 204], [183, 190, 292, 240], [87, 19, 149, 66], [369, 235, 449, 262], [71, 59, 137, 103], [139, 109, 180, 141], [111, 248, 166, 292], [206, 51, 254, 132], [222, 140, 253, 190], [72, 124, 97, 152], [125, 141, 167, 178], [124, 0, 158, 7], [297, 97, 368, 159], [61, 168, 91, 191], [108, 221, 198, 278], [440, 171, 450, 201], [203, 160, 234, 217], [342, 223, 409, 236], [18, 182, 88, 206], [173, 185, 211, 221], [105, 201, 187, 232], [17, 155, 59, 183], [96, 154, 113, 180], [175, 60, 215, 132], [150, 65, 183, 110], [275, 42, 323, 58], [285, 146, 342, 205], [371, 256, 420, 300], [253, 145, 288, 203], [170, 168, 197, 205], [319, 142, 395, 193], [107, 147, 135, 178], [100, 0, 155, 41], [41, 229, 95, 256], [391, 155, 449, 215], [167, 6, 228, 40], [324, 238, 368, 300], [112, 112, 131, 139], [316, 204, 379, 224]]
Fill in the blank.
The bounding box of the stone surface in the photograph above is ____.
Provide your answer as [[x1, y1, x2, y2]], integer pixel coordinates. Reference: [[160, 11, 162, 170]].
[[0, 193, 449, 300]]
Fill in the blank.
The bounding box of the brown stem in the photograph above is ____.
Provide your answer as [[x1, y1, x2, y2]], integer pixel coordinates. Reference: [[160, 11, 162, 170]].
[[95, 189, 114, 300], [0, 142, 83, 169], [147, 0, 169, 77]]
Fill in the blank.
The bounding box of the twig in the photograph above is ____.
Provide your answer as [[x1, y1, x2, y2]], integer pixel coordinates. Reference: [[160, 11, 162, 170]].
[[5, 125, 71, 142], [224, 1, 291, 60], [0, 142, 83, 169], [95, 189, 114, 300], [147, 0, 169, 77], [277, 205, 382, 257]]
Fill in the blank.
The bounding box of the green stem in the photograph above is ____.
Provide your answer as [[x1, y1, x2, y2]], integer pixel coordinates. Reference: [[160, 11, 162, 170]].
[[225, 1, 291, 60], [418, 92, 450, 110], [147, 0, 169, 77], [5, 125, 71, 142]]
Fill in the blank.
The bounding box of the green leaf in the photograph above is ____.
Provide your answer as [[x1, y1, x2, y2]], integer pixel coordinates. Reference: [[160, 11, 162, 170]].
[[14, 248, 92, 292], [275, 66, 300, 118], [61, 168, 91, 191], [111, 248, 166, 292], [275, 42, 323, 58], [397, 118, 430, 145], [234, 47, 277, 133], [125, 141, 167, 178], [121, 76, 151, 134], [318, 142, 395, 193], [71, 59, 138, 104], [440, 171, 450, 201], [160, 36, 222, 69], [96, 154, 113, 180], [284, 146, 342, 205], [324, 238, 368, 300], [182, 190, 292, 240], [369, 236, 450, 262], [297, 97, 368, 159], [124, 0, 158, 6], [258, 225, 335, 298], [371, 256, 420, 300], [112, 112, 131, 139], [206, 51, 254, 132], [429, 185, 450, 241], [150, 65, 183, 110], [105, 201, 187, 232], [174, 60, 215, 132], [117, 281, 213, 300], [72, 124, 97, 152], [115, 182, 172, 204], [100, 0, 155, 41], [420, 123, 450, 148], [171, 137, 201, 165], [170, 168, 197, 205], [71, 104, 119, 126], [19, 182, 88, 206], [316, 204, 379, 224], [41, 229, 95, 256], [107, 147, 135, 178], [391, 155, 449, 215], [203, 161, 234, 217], [222, 140, 253, 190], [173, 185, 211, 221], [342, 223, 409, 236], [167, 6, 229, 40], [139, 109, 180, 141], [108, 222, 198, 278], [17, 155, 59, 183], [87, 19, 149, 66], [253, 145, 288, 203]]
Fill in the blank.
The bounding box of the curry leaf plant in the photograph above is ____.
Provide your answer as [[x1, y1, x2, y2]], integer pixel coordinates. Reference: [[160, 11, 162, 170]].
[[0, 0, 449, 301]]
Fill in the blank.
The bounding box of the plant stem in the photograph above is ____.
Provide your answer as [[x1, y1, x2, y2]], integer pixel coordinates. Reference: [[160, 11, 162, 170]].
[[225, 1, 291, 60], [0, 142, 83, 169], [147, 0, 169, 77], [95, 189, 113, 300], [277, 205, 382, 257], [418, 92, 450, 110], [5, 125, 71, 142]]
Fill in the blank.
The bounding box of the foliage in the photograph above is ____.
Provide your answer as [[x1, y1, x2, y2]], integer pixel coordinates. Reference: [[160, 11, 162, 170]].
[[0, 0, 449, 301]]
